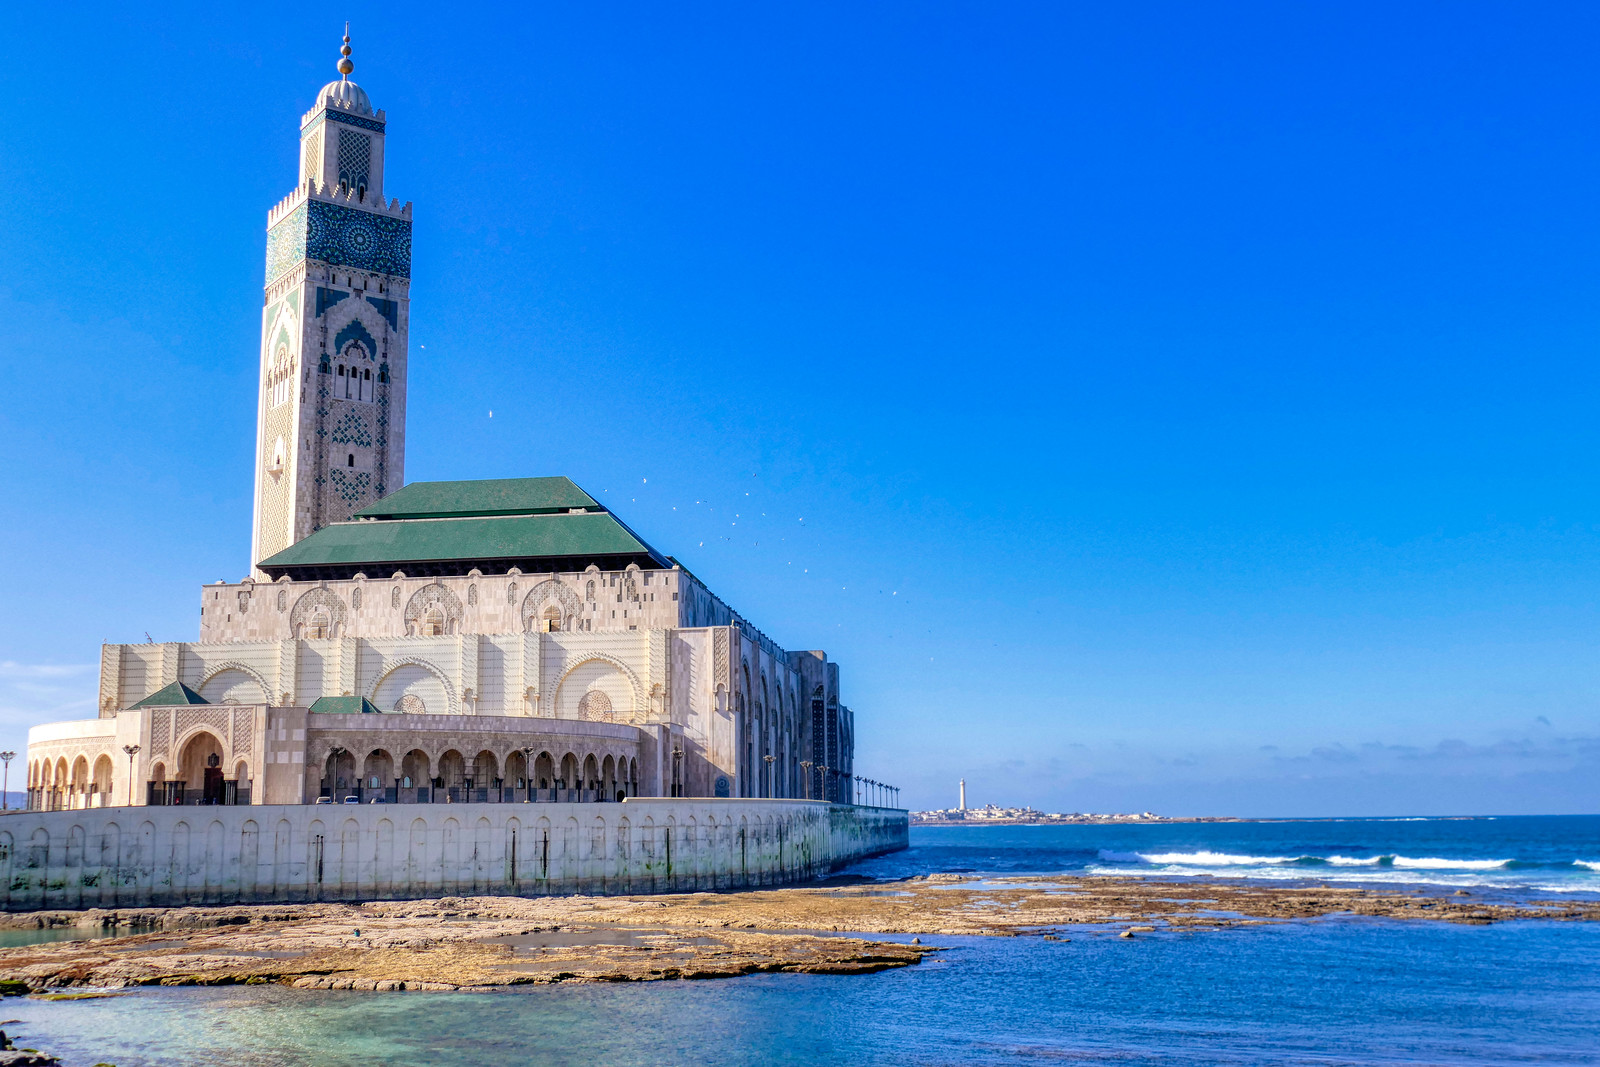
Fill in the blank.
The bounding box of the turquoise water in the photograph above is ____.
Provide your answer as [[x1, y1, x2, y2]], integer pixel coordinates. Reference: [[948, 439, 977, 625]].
[[6, 818, 1600, 1066], [0, 927, 119, 949]]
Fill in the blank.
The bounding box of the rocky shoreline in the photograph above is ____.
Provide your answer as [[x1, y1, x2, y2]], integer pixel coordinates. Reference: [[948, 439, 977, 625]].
[[0, 875, 1592, 994]]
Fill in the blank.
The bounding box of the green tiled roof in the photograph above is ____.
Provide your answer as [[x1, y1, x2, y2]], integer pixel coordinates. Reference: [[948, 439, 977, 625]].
[[259, 511, 658, 571], [259, 477, 668, 578], [132, 682, 209, 708], [354, 477, 598, 519], [309, 696, 383, 715]]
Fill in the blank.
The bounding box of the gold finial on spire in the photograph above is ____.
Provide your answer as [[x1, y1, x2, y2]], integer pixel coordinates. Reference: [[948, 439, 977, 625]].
[[337, 23, 354, 78]]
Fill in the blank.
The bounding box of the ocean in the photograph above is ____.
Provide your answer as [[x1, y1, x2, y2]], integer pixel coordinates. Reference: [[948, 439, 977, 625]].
[[859, 814, 1600, 895], [6, 816, 1599, 1066]]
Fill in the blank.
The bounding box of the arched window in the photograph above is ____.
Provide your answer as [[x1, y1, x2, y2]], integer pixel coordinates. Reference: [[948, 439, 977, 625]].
[[270, 344, 293, 407], [339, 342, 370, 402], [306, 609, 330, 639], [423, 608, 445, 637], [542, 605, 562, 632], [347, 453, 355, 467]]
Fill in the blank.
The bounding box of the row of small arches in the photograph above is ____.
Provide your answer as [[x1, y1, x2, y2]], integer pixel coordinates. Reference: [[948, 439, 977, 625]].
[[319, 747, 639, 797]]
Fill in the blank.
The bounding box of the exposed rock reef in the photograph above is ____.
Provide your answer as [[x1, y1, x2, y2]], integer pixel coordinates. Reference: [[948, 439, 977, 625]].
[[0, 876, 1591, 992]]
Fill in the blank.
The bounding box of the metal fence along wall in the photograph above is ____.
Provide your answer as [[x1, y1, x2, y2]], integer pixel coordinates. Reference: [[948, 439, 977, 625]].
[[0, 799, 908, 911]]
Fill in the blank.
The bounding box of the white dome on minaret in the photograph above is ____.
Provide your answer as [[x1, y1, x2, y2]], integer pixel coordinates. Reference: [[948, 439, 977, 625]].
[[317, 78, 372, 115], [315, 27, 373, 116]]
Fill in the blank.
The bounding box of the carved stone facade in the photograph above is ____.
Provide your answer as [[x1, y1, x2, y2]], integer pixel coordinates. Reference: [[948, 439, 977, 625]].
[[25, 39, 859, 814], [251, 61, 411, 572]]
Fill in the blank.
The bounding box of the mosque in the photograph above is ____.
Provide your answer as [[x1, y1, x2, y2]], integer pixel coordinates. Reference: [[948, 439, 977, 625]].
[[25, 35, 857, 814]]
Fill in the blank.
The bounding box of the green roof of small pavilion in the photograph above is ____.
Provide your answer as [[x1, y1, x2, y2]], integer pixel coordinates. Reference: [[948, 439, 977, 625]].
[[308, 696, 383, 715], [257, 477, 670, 580], [353, 477, 598, 519], [132, 682, 209, 708]]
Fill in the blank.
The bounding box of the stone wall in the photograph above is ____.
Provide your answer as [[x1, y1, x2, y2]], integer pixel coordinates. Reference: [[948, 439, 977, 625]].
[[0, 800, 907, 911]]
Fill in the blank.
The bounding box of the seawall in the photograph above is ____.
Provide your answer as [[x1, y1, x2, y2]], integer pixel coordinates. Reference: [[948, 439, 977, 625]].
[[0, 800, 907, 911]]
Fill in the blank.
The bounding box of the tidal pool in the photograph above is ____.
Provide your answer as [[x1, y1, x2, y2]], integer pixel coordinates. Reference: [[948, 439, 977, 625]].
[[6, 917, 1599, 1066]]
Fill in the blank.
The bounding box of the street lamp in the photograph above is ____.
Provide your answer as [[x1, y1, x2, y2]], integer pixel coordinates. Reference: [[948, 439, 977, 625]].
[[799, 761, 812, 800], [327, 746, 347, 800], [763, 754, 776, 799], [520, 746, 534, 801], [122, 744, 140, 807], [819, 765, 829, 803], [0, 751, 12, 811], [672, 746, 684, 798]]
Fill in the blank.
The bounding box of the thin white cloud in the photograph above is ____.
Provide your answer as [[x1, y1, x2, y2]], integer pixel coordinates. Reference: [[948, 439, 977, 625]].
[[0, 662, 95, 679]]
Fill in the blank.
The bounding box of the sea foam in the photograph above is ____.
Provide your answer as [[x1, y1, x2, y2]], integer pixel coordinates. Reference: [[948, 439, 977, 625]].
[[1093, 849, 1521, 872], [1389, 856, 1509, 870]]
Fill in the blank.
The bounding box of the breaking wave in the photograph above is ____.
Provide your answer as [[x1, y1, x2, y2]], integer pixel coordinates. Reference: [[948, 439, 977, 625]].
[[1096, 849, 1530, 872], [1085, 848, 1600, 890]]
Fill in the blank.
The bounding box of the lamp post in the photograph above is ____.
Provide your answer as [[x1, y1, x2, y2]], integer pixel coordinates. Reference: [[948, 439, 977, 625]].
[[799, 761, 812, 800], [520, 746, 534, 801], [672, 746, 684, 798], [762, 754, 775, 799], [327, 746, 346, 800], [0, 751, 12, 811], [122, 744, 140, 807], [819, 765, 829, 803]]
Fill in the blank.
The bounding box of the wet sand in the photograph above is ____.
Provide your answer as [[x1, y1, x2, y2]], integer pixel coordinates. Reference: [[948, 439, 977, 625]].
[[0, 875, 1592, 992]]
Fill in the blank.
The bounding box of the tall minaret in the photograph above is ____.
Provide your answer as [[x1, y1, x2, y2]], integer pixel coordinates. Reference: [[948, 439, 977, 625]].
[[252, 28, 412, 575]]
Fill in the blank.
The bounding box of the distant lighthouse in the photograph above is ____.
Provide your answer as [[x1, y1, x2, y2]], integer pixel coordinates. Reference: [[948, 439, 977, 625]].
[[959, 779, 967, 811]]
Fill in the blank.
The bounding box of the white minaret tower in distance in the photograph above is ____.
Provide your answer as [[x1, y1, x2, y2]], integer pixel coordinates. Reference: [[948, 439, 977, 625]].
[[959, 778, 966, 811], [251, 27, 413, 576]]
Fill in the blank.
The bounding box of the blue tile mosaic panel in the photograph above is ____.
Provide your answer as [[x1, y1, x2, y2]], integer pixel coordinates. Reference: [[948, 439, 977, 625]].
[[302, 109, 387, 135], [316, 287, 350, 317], [265, 204, 308, 283], [329, 467, 373, 506], [306, 200, 411, 277], [331, 407, 373, 447], [268, 200, 412, 283], [335, 319, 377, 360], [366, 296, 399, 331]]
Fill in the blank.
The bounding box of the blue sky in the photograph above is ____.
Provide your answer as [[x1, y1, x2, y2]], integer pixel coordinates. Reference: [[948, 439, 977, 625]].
[[3, 3, 1600, 815]]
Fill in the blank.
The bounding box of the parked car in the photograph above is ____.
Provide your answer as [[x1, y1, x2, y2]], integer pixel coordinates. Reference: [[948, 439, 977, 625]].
[[314, 796, 332, 805], [342, 795, 360, 804]]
